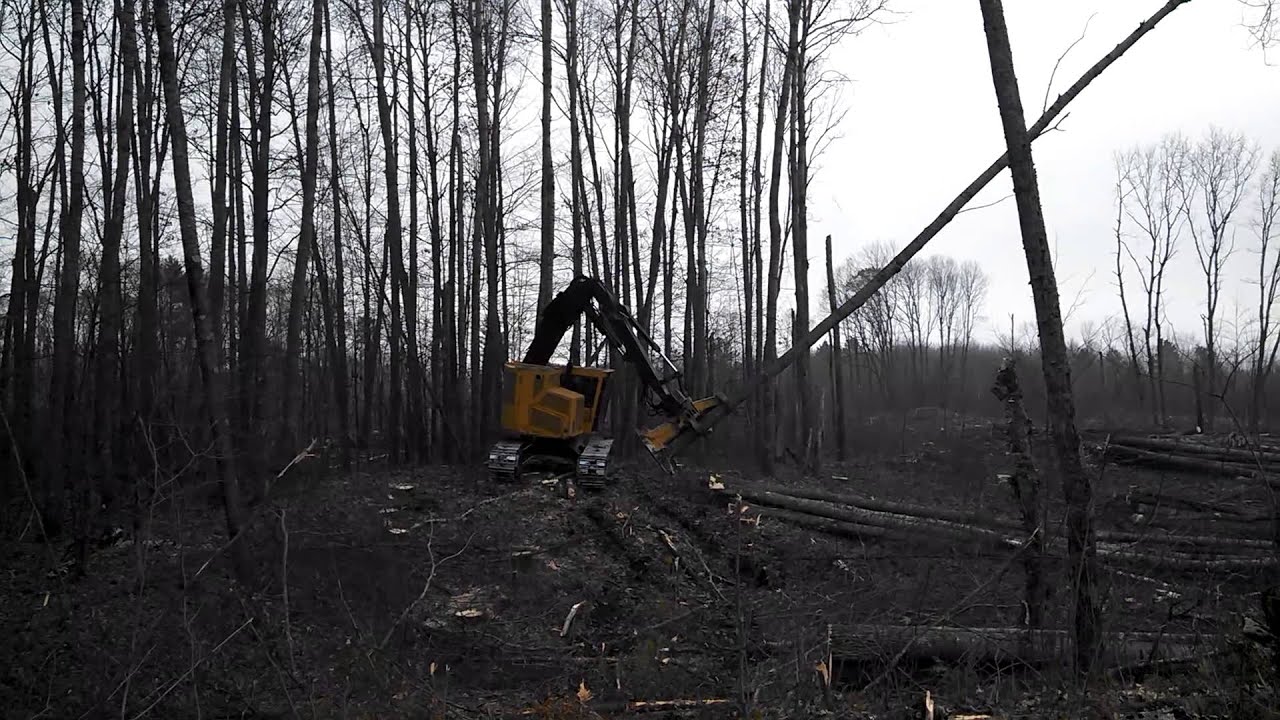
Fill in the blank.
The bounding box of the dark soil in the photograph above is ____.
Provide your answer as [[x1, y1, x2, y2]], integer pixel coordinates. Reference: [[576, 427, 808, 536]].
[[2, 420, 1278, 719]]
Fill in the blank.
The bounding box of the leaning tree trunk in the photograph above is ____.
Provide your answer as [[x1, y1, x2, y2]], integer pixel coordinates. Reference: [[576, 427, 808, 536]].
[[977, 0, 1099, 676]]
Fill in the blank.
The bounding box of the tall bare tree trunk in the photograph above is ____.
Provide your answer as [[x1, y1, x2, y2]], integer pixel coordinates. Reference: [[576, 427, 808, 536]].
[[825, 235, 846, 461], [323, 0, 351, 465], [689, 0, 715, 398], [739, 0, 753, 395], [751, 0, 770, 467], [95, 0, 138, 531], [563, 0, 585, 365], [281, 0, 324, 453], [210, 0, 236, 357], [47, 0, 87, 537], [154, 0, 253, 585], [241, 0, 276, 491], [538, 0, 555, 320], [763, 0, 800, 471], [403, 4, 425, 462], [790, 0, 813, 469], [977, 0, 1098, 675]]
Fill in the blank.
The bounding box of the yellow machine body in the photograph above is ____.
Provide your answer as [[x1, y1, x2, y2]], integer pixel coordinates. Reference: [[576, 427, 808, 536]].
[[500, 361, 613, 440]]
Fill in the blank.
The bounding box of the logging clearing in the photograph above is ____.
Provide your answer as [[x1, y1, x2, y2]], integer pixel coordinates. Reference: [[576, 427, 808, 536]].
[[4, 0, 1280, 718]]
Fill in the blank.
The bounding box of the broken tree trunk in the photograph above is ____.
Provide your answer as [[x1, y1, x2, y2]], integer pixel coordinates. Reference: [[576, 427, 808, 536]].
[[991, 358, 1047, 631]]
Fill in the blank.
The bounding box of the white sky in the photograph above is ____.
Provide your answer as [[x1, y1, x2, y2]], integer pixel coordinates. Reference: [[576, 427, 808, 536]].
[[807, 0, 1280, 345]]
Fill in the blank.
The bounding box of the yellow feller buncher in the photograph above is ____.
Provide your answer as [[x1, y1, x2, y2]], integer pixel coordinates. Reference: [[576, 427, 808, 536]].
[[487, 275, 722, 487]]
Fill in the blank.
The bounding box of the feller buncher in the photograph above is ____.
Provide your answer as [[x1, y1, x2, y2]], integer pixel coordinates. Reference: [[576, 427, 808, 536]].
[[487, 275, 723, 487]]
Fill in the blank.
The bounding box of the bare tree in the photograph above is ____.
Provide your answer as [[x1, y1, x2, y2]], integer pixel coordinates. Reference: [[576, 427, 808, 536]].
[[1116, 134, 1187, 426], [1251, 149, 1280, 432], [1180, 126, 1260, 429]]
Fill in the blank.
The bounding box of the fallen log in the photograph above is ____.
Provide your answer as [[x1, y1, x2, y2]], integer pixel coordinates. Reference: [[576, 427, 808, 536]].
[[1095, 545, 1275, 572], [1119, 490, 1256, 517], [721, 486, 1020, 551], [1096, 529, 1275, 552], [746, 484, 1023, 533], [1112, 435, 1280, 466], [752, 506, 897, 541], [829, 623, 1221, 668], [723, 483, 1277, 572], [1105, 444, 1268, 479]]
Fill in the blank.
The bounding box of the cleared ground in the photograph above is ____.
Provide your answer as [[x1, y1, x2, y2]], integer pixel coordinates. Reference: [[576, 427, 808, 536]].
[[2, 419, 1276, 718]]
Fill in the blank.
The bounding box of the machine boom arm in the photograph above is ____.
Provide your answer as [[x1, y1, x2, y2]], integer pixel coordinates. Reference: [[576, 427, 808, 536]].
[[525, 276, 698, 423]]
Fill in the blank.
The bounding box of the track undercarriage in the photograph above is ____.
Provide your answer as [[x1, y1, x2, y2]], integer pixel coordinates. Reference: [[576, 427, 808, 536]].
[[487, 435, 616, 489]]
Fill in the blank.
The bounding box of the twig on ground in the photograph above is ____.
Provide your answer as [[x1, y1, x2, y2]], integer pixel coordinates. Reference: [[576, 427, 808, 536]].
[[127, 616, 255, 720], [379, 528, 474, 650]]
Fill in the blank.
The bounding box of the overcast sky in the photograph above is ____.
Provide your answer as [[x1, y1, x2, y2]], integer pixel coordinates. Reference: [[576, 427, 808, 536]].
[[806, 0, 1279, 346]]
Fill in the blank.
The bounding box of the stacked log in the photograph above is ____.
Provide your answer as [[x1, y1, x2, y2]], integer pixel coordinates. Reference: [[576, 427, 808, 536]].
[[714, 484, 1276, 573], [828, 623, 1219, 668], [1101, 434, 1280, 485]]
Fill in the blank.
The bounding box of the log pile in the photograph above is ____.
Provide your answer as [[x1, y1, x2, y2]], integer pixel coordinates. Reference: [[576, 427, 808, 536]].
[[711, 484, 1276, 573], [828, 623, 1220, 668], [1100, 434, 1280, 486]]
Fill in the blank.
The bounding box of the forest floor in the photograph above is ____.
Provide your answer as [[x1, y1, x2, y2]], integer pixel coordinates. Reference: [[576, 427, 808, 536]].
[[2, 418, 1279, 719]]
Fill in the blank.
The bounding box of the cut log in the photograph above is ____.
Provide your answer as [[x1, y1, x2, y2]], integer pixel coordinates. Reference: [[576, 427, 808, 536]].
[[752, 506, 897, 541], [748, 484, 1023, 532], [1094, 544, 1275, 572], [1097, 529, 1274, 552], [726, 485, 1275, 572], [722, 486, 1021, 551], [1119, 490, 1255, 517], [1105, 444, 1272, 481], [829, 623, 1221, 668], [1111, 435, 1280, 466]]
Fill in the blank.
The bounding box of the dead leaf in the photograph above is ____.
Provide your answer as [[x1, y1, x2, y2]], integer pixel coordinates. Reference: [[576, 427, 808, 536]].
[[577, 680, 592, 703], [429, 661, 437, 676], [814, 660, 830, 687]]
